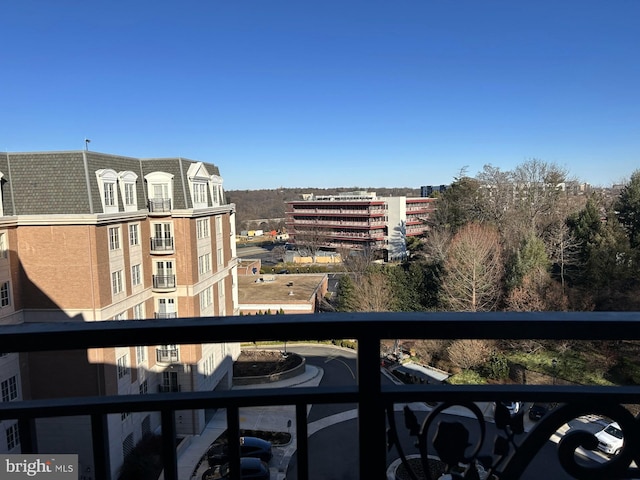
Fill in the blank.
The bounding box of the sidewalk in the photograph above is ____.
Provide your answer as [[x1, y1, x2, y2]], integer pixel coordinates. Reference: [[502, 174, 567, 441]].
[[176, 364, 324, 480]]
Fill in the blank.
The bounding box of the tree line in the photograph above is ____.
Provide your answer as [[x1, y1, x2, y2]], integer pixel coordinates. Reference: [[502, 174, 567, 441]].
[[337, 160, 640, 313]]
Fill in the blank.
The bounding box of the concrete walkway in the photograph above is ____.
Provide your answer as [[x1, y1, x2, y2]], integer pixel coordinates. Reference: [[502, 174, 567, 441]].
[[176, 364, 324, 480]]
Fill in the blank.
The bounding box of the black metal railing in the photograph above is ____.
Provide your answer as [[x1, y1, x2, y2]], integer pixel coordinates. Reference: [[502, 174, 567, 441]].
[[152, 275, 176, 289], [1, 312, 640, 480], [150, 237, 174, 251], [148, 199, 172, 213], [158, 384, 181, 393]]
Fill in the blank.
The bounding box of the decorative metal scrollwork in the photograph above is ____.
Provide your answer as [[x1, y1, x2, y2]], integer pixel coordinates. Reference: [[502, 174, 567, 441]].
[[386, 400, 640, 479]]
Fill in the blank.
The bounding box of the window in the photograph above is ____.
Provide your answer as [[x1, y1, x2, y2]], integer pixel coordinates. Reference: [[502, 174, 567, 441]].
[[5, 423, 19, 450], [0, 282, 9, 308], [142, 415, 151, 435], [193, 183, 207, 205], [123, 433, 134, 459], [215, 216, 223, 235], [145, 171, 174, 212], [117, 355, 129, 379], [136, 345, 146, 364], [1, 376, 17, 402], [200, 287, 212, 310], [113, 312, 126, 321], [198, 253, 211, 275], [104, 182, 116, 206], [197, 219, 210, 239], [124, 184, 135, 206], [96, 169, 119, 213], [131, 264, 142, 286], [112, 270, 123, 295], [139, 380, 148, 395], [133, 303, 144, 320], [109, 227, 120, 250], [129, 224, 139, 246], [210, 175, 224, 206], [0, 233, 7, 258], [217, 247, 224, 266]]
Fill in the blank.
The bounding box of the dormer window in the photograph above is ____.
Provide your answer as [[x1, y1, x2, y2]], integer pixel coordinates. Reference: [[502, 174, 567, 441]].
[[144, 172, 174, 213], [96, 169, 119, 213], [210, 175, 224, 206], [187, 162, 210, 209], [118, 171, 138, 212]]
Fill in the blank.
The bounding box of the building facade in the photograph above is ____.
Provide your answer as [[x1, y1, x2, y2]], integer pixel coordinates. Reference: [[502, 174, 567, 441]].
[[285, 191, 436, 261], [0, 150, 240, 479]]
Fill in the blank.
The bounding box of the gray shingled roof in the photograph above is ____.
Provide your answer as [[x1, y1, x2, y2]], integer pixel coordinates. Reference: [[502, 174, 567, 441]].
[[0, 151, 223, 216]]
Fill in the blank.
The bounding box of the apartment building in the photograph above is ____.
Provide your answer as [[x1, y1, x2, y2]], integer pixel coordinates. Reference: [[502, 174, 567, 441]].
[[0, 150, 240, 479], [285, 191, 436, 261]]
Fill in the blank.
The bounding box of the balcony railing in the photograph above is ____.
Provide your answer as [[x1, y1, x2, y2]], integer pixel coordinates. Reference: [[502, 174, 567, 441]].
[[152, 275, 176, 290], [1, 312, 640, 480], [158, 384, 181, 393], [156, 347, 179, 364], [150, 237, 174, 252], [154, 312, 177, 319], [148, 198, 172, 213]]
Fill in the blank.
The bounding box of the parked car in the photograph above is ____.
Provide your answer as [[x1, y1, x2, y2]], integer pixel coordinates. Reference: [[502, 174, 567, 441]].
[[595, 422, 624, 456], [208, 437, 273, 466], [202, 457, 270, 480], [528, 402, 557, 421]]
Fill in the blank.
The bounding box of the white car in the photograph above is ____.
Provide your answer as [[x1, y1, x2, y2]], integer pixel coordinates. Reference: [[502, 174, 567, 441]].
[[595, 422, 624, 456]]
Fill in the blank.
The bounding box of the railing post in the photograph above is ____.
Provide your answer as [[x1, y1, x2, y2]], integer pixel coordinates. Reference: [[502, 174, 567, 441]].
[[357, 336, 386, 479], [161, 410, 178, 480], [226, 406, 241, 480], [17, 418, 37, 453], [91, 414, 111, 480], [295, 403, 309, 480]]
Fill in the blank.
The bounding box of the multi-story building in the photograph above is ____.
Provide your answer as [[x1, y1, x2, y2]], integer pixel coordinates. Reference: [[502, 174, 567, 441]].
[[0, 150, 240, 479], [285, 191, 436, 262]]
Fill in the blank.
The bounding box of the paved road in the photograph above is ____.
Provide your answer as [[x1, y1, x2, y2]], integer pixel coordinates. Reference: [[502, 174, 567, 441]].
[[280, 345, 609, 480]]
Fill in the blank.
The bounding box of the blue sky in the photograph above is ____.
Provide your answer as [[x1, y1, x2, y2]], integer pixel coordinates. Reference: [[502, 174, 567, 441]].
[[1, 1, 639, 190]]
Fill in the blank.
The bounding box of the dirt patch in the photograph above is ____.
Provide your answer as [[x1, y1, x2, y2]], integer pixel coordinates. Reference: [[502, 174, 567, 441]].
[[233, 350, 302, 377]]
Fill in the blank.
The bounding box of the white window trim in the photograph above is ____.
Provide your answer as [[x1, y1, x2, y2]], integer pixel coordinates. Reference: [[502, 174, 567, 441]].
[[209, 175, 224, 207], [129, 224, 140, 246], [118, 171, 139, 212], [95, 169, 119, 213], [186, 162, 211, 209], [109, 227, 121, 251], [132, 264, 142, 287], [0, 282, 10, 308], [112, 270, 124, 295], [144, 171, 174, 209]]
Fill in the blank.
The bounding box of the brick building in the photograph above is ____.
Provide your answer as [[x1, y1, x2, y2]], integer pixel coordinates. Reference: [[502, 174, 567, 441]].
[[0, 150, 240, 479], [285, 191, 436, 261]]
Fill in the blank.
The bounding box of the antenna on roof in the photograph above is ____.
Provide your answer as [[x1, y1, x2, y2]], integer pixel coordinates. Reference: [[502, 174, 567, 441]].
[[84, 138, 91, 151]]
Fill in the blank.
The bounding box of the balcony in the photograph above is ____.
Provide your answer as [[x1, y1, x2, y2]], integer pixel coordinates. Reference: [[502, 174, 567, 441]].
[[154, 312, 177, 319], [1, 312, 640, 480], [152, 274, 176, 291], [156, 347, 179, 364], [148, 198, 172, 214], [158, 384, 181, 393], [150, 236, 174, 253]]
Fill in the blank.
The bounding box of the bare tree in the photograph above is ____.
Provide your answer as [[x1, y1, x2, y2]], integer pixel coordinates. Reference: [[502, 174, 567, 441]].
[[350, 271, 395, 312], [545, 220, 582, 294], [293, 225, 328, 257], [447, 339, 492, 370], [441, 223, 503, 311]]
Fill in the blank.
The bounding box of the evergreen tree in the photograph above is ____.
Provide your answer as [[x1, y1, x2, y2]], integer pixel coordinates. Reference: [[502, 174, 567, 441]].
[[615, 170, 640, 249]]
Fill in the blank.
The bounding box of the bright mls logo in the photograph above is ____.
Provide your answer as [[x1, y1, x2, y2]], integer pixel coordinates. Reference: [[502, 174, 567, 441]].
[[0, 455, 77, 479]]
